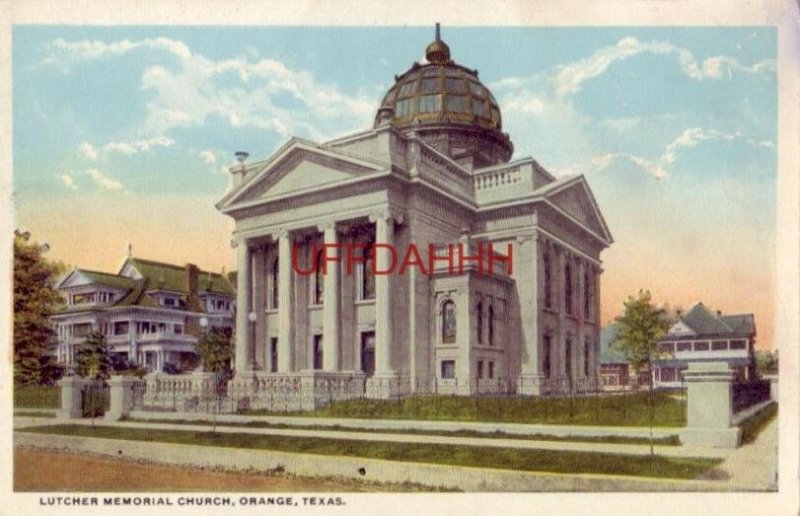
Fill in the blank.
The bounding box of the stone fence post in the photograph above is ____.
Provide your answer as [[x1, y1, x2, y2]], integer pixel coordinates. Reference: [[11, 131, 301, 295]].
[[57, 375, 91, 419], [105, 375, 141, 421], [680, 362, 740, 449]]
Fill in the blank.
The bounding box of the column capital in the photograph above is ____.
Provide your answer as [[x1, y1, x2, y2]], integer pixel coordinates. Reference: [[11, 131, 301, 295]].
[[515, 233, 536, 244], [369, 210, 404, 226], [316, 221, 341, 234]]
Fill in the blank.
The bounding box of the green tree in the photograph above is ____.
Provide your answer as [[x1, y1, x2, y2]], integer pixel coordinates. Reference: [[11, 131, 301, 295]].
[[615, 290, 672, 379], [196, 328, 233, 373], [13, 230, 64, 385], [615, 290, 672, 456], [755, 349, 778, 376], [74, 331, 113, 381]]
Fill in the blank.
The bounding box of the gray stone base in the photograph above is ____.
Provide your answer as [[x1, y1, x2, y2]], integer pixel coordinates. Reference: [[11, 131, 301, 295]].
[[365, 374, 404, 399], [516, 373, 546, 396], [680, 427, 741, 449]]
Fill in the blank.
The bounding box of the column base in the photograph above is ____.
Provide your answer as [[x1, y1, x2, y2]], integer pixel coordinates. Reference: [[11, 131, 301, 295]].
[[365, 373, 405, 399], [516, 372, 547, 396]]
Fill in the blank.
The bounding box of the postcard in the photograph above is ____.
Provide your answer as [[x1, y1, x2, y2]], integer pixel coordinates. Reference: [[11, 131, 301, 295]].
[[2, 1, 798, 515]]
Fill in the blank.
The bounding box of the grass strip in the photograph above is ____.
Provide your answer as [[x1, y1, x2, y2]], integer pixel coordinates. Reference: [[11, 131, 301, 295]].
[[14, 411, 57, 419], [20, 424, 717, 480], [239, 393, 685, 427], [740, 403, 777, 445], [127, 417, 680, 447]]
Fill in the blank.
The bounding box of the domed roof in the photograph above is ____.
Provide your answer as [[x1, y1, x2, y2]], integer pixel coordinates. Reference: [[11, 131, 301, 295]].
[[374, 25, 513, 168]]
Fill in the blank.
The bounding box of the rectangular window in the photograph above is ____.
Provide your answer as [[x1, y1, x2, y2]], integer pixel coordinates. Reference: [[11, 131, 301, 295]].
[[420, 78, 438, 93], [543, 334, 551, 378], [677, 342, 692, 352], [74, 323, 92, 337], [163, 298, 175, 306], [446, 95, 467, 113], [729, 340, 747, 350], [398, 81, 416, 97], [472, 99, 488, 118], [395, 99, 411, 117], [445, 77, 466, 92], [659, 342, 675, 353], [694, 341, 710, 351], [477, 360, 484, 379], [441, 360, 455, 379], [313, 335, 323, 370], [113, 321, 129, 335], [423, 67, 439, 77], [488, 361, 495, 379], [418, 94, 441, 113], [270, 337, 278, 373], [712, 340, 728, 351], [583, 340, 590, 377], [174, 325, 183, 335]]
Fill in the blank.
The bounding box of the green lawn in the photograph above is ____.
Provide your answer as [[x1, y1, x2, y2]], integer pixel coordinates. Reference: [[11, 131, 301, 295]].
[[128, 417, 680, 446], [19, 424, 716, 480], [241, 392, 686, 427], [14, 385, 60, 409]]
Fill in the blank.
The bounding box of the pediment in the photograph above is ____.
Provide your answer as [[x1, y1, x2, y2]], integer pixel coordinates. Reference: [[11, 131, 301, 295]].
[[59, 270, 94, 288], [224, 143, 385, 207], [545, 178, 613, 243], [668, 320, 696, 337]]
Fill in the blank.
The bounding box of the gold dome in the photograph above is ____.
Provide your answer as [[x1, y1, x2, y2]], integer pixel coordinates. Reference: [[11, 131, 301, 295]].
[[373, 24, 513, 167]]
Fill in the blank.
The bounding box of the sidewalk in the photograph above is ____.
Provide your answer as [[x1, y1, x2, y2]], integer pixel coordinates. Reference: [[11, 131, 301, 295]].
[[14, 414, 727, 458], [13, 414, 777, 491]]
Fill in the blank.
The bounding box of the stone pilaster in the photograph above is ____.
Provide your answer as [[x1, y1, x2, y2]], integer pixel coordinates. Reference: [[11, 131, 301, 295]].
[[321, 223, 341, 371], [277, 230, 295, 372], [233, 238, 251, 374]]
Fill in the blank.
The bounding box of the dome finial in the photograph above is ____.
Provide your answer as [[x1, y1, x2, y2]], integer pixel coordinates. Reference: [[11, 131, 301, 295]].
[[426, 22, 450, 64]]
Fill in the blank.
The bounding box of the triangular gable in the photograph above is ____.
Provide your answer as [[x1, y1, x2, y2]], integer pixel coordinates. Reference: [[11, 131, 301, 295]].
[[58, 270, 94, 289], [543, 177, 613, 244], [58, 269, 133, 291], [667, 320, 697, 337], [220, 141, 385, 209]]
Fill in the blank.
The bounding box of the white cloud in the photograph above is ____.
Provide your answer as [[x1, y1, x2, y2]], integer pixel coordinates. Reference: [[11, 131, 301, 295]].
[[553, 36, 775, 98], [79, 141, 98, 161], [85, 168, 123, 190], [198, 150, 217, 164], [60, 173, 77, 190], [588, 127, 772, 180], [49, 36, 191, 61], [104, 136, 175, 155]]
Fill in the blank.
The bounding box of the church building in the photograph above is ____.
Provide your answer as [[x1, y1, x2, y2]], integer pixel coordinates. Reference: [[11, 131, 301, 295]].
[[216, 26, 613, 398]]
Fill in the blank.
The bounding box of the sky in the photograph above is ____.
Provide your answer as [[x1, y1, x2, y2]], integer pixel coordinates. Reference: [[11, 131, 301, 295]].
[[12, 26, 778, 349]]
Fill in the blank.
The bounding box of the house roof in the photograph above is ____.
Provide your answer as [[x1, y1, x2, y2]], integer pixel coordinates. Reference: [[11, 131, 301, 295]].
[[668, 302, 755, 339], [600, 341, 629, 365], [122, 257, 235, 295]]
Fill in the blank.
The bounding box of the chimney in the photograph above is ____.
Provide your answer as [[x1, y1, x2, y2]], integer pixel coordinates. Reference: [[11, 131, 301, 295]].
[[716, 310, 722, 317], [185, 264, 200, 310]]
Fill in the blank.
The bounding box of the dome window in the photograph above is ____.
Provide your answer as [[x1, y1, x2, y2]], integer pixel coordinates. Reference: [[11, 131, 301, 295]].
[[472, 99, 489, 118], [398, 81, 417, 97], [446, 95, 468, 113], [445, 77, 466, 92], [423, 67, 439, 77], [420, 78, 439, 94], [395, 98, 412, 117], [468, 81, 485, 96], [419, 94, 442, 113]]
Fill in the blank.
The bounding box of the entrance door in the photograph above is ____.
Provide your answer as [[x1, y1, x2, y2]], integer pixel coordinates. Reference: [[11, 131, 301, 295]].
[[360, 332, 376, 377]]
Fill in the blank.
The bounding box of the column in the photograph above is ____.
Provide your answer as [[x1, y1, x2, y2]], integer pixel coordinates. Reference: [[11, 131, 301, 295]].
[[556, 248, 567, 392], [277, 230, 295, 372], [372, 213, 394, 375], [515, 233, 543, 395], [321, 223, 340, 371], [234, 238, 252, 374], [253, 246, 267, 370]]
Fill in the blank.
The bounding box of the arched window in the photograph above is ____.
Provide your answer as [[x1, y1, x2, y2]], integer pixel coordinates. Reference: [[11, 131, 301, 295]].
[[583, 339, 591, 377], [269, 258, 279, 309], [361, 242, 376, 300], [543, 334, 552, 378], [476, 301, 483, 344], [564, 262, 573, 315], [543, 252, 552, 309], [584, 268, 592, 318], [442, 300, 456, 343], [488, 305, 495, 346], [313, 248, 324, 305]]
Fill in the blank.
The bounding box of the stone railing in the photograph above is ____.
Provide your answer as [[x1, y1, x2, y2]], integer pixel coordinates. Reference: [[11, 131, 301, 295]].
[[230, 371, 367, 412]]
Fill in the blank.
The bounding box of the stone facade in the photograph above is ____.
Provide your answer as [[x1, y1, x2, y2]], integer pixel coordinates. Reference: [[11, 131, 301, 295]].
[[216, 32, 613, 398]]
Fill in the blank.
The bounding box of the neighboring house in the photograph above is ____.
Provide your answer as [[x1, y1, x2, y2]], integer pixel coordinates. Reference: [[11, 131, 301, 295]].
[[216, 28, 613, 397], [50, 257, 236, 373], [653, 302, 757, 388], [599, 323, 630, 390]]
